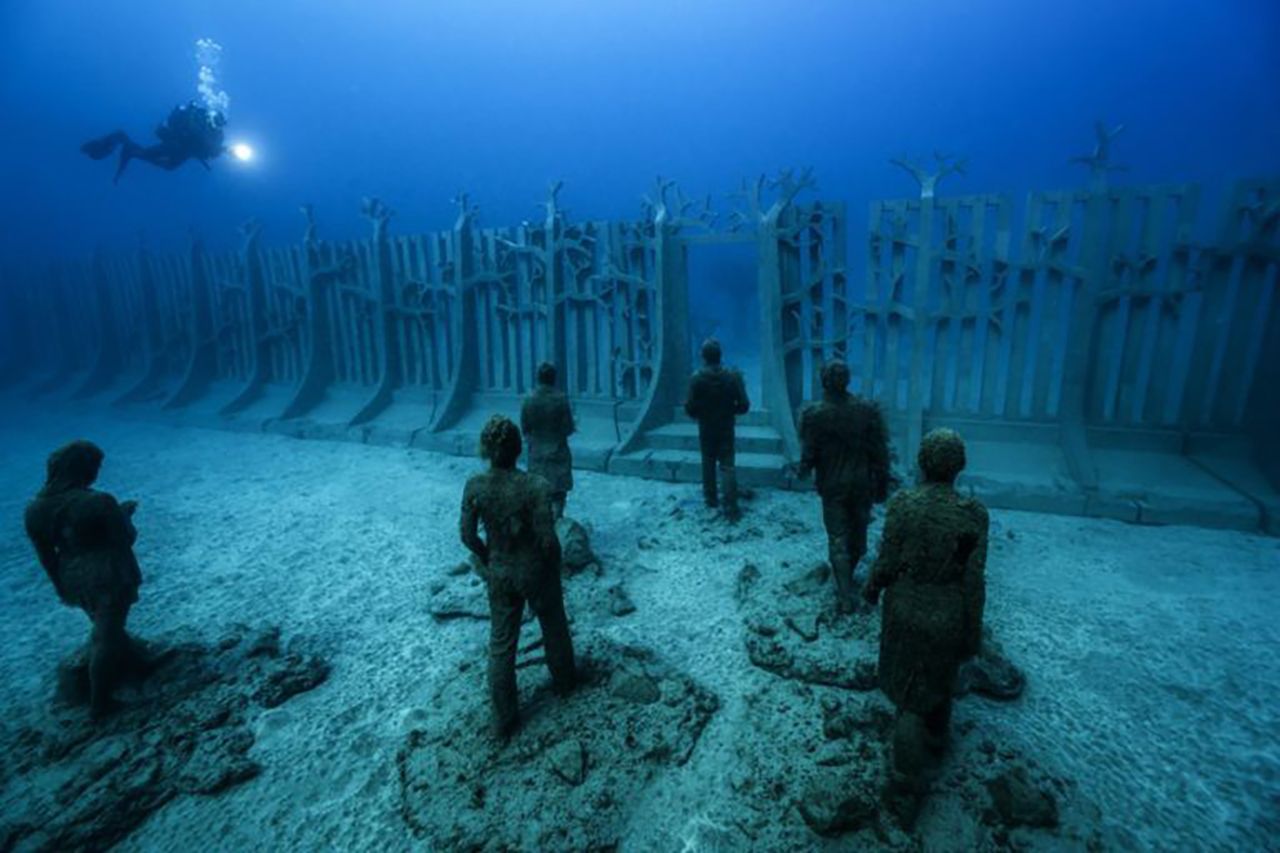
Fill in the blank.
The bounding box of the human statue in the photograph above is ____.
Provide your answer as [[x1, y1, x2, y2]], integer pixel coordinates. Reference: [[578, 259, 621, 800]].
[[683, 338, 750, 521], [81, 100, 227, 184], [459, 415, 577, 739], [864, 428, 989, 824], [520, 362, 576, 520], [24, 440, 146, 719], [795, 360, 893, 613]]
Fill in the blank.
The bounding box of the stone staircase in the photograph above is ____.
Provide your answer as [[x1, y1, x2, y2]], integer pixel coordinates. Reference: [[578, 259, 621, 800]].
[[609, 409, 791, 487]]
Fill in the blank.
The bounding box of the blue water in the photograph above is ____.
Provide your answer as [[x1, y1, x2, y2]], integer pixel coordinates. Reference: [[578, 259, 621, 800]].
[[2, 4, 1280, 849], [1, 0, 1277, 260]]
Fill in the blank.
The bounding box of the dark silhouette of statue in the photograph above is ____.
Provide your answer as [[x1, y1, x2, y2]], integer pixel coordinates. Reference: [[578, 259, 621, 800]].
[[460, 415, 577, 739], [796, 360, 893, 613], [864, 428, 989, 825], [24, 441, 145, 719], [81, 101, 227, 184], [684, 338, 750, 520], [520, 362, 575, 520]]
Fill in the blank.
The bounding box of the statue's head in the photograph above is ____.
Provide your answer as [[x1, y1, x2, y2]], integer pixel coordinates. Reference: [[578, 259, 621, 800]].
[[918, 428, 966, 485], [700, 338, 722, 366], [536, 361, 557, 387], [44, 440, 105, 493], [479, 415, 522, 469], [819, 360, 851, 395]]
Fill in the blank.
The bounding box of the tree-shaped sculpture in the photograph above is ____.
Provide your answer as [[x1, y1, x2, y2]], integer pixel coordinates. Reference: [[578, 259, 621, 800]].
[[1241, 186, 1280, 248], [641, 176, 717, 231], [890, 153, 966, 200], [299, 204, 356, 286], [300, 203, 319, 250], [1070, 121, 1127, 190], [361, 196, 395, 237], [728, 167, 817, 233]]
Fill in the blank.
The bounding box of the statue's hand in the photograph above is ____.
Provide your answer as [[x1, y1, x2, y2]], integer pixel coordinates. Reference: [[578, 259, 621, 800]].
[[121, 499, 139, 517]]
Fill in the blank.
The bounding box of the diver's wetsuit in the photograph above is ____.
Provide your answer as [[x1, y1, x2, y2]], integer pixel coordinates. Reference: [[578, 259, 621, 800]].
[[82, 101, 226, 183]]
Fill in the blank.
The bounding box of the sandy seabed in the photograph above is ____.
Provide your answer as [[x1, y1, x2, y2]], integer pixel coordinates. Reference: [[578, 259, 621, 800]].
[[0, 408, 1276, 851]]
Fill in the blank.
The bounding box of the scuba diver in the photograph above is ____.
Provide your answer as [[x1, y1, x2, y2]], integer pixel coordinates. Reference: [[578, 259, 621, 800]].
[[81, 100, 227, 183]]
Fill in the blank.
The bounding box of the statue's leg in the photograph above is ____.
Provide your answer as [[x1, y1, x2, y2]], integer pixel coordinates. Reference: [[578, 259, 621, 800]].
[[884, 708, 929, 826], [88, 599, 129, 720], [528, 571, 576, 696], [719, 436, 740, 520], [924, 696, 953, 757], [485, 580, 525, 738], [698, 430, 718, 507], [849, 498, 871, 597], [822, 497, 855, 612]]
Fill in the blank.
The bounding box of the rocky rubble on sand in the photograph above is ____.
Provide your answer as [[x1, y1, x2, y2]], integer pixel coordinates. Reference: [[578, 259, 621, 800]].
[[736, 560, 882, 690], [396, 638, 720, 850], [719, 558, 1096, 848], [736, 560, 1026, 701], [0, 625, 329, 853], [721, 675, 1099, 850]]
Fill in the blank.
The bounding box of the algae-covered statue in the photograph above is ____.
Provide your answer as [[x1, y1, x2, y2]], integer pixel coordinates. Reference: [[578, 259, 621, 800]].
[[864, 428, 988, 824], [684, 338, 750, 521], [796, 360, 893, 613], [520, 362, 576, 520], [24, 440, 146, 719], [460, 415, 577, 739]]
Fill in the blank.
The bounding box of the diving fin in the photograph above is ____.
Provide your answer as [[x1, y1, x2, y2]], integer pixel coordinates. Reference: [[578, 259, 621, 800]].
[[81, 131, 126, 160]]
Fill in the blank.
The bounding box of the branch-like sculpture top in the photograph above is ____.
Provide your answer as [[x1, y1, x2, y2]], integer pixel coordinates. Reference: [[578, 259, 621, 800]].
[[1070, 121, 1127, 185], [543, 180, 566, 225], [1242, 189, 1280, 246], [727, 167, 817, 231], [239, 217, 263, 248], [451, 192, 480, 232], [891, 153, 966, 200], [300, 204, 318, 248], [361, 197, 394, 229], [641, 176, 717, 230]]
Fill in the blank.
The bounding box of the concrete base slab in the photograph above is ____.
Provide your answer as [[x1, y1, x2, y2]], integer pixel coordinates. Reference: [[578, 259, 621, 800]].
[[266, 388, 374, 441], [5, 391, 1274, 535], [1187, 446, 1280, 535], [608, 448, 787, 488], [958, 440, 1089, 516], [641, 422, 783, 455], [1087, 449, 1261, 531], [163, 382, 291, 431]]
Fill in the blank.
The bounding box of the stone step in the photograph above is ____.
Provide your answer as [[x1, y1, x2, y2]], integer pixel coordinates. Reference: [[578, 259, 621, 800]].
[[669, 408, 776, 429], [640, 422, 784, 455], [608, 449, 788, 488]]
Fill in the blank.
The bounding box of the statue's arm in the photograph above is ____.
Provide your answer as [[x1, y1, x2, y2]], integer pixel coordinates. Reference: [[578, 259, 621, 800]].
[[24, 506, 68, 603], [459, 482, 488, 566], [562, 398, 576, 438], [961, 506, 990, 658], [683, 376, 700, 419], [734, 371, 750, 415]]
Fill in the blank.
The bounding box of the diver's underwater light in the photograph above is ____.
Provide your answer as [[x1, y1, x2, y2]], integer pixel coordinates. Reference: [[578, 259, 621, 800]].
[[230, 142, 254, 162]]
